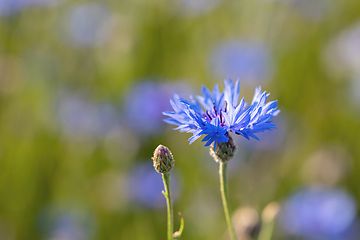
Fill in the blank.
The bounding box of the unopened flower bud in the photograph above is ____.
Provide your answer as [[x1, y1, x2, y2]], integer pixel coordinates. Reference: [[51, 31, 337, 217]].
[[262, 202, 280, 223], [231, 206, 261, 240], [152, 145, 175, 173], [210, 135, 236, 163]]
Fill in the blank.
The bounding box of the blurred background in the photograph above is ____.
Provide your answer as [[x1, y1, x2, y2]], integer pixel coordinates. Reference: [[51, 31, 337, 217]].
[[0, 0, 360, 239]]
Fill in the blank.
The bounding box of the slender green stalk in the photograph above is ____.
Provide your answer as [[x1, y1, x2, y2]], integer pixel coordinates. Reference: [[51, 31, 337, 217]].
[[258, 221, 275, 240], [162, 172, 174, 240], [258, 202, 279, 240], [219, 162, 237, 240]]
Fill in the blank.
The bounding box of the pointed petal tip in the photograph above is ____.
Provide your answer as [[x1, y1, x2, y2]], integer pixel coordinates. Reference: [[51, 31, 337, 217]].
[[273, 109, 281, 116]]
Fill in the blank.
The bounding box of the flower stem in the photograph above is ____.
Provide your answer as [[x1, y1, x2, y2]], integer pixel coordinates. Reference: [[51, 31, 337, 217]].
[[258, 202, 279, 240], [219, 162, 237, 240], [258, 221, 275, 240], [162, 172, 174, 240]]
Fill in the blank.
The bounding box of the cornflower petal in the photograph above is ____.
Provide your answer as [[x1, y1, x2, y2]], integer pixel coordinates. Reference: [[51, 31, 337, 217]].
[[224, 78, 240, 108]]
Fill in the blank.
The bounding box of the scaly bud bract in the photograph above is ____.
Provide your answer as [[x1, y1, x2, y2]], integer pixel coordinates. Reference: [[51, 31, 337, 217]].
[[210, 134, 236, 163], [152, 145, 175, 173]]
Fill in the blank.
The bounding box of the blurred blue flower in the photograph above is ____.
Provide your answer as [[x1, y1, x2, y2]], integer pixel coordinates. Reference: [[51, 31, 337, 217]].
[[279, 187, 357, 239], [49, 214, 89, 240], [123, 81, 193, 136], [57, 92, 119, 140], [38, 207, 96, 240], [172, 0, 220, 17], [127, 162, 180, 209], [0, 0, 61, 16], [64, 3, 112, 47], [0, 0, 23, 16], [210, 41, 273, 85], [163, 79, 280, 149]]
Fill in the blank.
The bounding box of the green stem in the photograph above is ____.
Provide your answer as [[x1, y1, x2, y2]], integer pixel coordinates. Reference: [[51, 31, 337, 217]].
[[162, 173, 174, 240], [258, 202, 279, 240], [258, 221, 275, 240], [219, 162, 237, 240]]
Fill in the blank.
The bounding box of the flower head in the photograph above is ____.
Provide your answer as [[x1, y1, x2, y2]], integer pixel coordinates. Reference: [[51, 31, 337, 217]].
[[152, 145, 175, 173], [163, 78, 280, 149]]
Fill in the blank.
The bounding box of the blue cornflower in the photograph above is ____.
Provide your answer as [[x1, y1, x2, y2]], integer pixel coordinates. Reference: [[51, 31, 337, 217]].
[[279, 187, 357, 239], [163, 79, 280, 149]]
